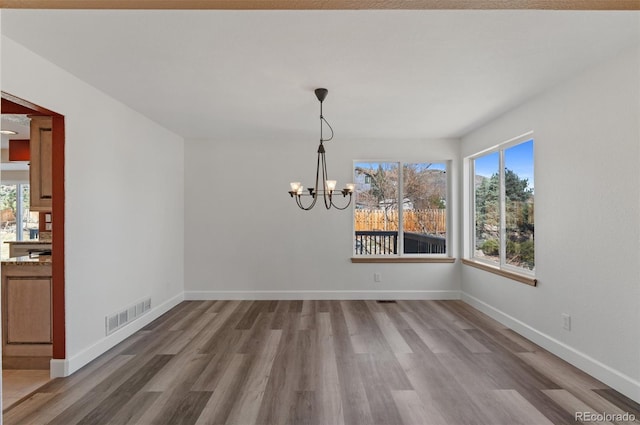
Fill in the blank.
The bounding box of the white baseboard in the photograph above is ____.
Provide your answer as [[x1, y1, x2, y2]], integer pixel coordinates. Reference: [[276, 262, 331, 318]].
[[50, 292, 184, 378], [50, 358, 69, 379], [185, 290, 461, 301], [461, 292, 640, 404]]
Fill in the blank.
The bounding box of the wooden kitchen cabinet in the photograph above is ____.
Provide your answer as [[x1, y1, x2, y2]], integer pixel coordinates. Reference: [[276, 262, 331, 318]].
[[2, 262, 53, 369], [29, 116, 53, 211], [6, 278, 52, 344]]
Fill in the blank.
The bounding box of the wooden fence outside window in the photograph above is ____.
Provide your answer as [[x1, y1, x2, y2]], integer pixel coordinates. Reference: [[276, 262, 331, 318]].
[[354, 209, 446, 235]]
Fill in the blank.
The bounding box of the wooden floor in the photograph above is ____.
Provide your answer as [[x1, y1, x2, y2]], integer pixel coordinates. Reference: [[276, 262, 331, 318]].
[[2, 370, 51, 410], [4, 300, 639, 425]]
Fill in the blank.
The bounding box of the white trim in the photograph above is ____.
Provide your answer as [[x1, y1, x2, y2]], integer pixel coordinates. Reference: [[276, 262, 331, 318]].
[[499, 148, 506, 268], [467, 131, 534, 160], [185, 290, 461, 301], [398, 165, 405, 254], [50, 292, 184, 378], [467, 134, 535, 274], [50, 359, 68, 378], [461, 292, 640, 404]]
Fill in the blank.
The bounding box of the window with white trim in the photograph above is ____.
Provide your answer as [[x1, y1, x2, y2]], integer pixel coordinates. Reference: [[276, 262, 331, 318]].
[[471, 137, 534, 272], [353, 161, 449, 256]]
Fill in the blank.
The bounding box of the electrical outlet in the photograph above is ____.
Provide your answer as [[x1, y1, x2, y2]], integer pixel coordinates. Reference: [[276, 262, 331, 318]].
[[562, 313, 571, 331], [374, 273, 382, 283]]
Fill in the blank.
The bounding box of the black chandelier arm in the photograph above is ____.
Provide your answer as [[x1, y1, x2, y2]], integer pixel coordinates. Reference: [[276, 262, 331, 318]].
[[329, 193, 353, 210], [289, 149, 323, 211], [290, 190, 351, 210], [322, 194, 333, 209], [294, 193, 318, 210], [314, 147, 322, 199], [320, 150, 333, 209]]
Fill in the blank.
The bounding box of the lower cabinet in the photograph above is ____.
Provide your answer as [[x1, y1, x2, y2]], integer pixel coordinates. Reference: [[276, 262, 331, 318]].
[[2, 263, 52, 369]]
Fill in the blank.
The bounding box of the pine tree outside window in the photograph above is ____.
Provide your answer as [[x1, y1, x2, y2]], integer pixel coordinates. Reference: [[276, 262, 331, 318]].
[[471, 137, 535, 273]]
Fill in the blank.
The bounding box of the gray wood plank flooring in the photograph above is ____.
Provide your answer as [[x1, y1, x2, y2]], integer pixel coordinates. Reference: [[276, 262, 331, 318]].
[[4, 300, 639, 425]]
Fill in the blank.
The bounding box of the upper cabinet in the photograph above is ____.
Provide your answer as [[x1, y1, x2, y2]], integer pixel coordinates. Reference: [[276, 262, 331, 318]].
[[29, 116, 53, 211]]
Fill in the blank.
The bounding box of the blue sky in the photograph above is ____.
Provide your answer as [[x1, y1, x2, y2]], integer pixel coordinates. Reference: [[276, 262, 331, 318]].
[[474, 139, 534, 189]]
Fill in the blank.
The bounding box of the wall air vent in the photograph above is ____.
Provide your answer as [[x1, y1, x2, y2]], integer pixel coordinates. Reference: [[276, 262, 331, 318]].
[[105, 297, 152, 335]]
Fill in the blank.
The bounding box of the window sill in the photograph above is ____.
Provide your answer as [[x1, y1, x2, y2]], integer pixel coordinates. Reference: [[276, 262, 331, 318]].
[[351, 256, 456, 264], [461, 258, 537, 286]]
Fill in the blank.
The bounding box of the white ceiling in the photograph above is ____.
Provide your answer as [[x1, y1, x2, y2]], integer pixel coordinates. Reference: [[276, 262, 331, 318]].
[[1, 10, 639, 141], [0, 115, 30, 171], [1, 114, 30, 143]]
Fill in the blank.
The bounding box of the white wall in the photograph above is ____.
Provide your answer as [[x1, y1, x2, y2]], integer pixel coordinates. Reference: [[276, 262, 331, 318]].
[[460, 46, 640, 402], [185, 137, 461, 299], [1, 36, 185, 375]]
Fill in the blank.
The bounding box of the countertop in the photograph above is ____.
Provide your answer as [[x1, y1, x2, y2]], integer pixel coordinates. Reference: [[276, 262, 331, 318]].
[[3, 241, 51, 245], [1, 256, 52, 266]]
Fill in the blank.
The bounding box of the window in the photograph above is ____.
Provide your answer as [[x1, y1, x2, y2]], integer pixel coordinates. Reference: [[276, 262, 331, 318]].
[[353, 161, 449, 258], [471, 137, 534, 273], [1, 184, 39, 260]]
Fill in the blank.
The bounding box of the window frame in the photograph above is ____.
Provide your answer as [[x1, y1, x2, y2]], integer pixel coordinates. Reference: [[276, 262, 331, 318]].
[[351, 159, 453, 262], [467, 133, 535, 280]]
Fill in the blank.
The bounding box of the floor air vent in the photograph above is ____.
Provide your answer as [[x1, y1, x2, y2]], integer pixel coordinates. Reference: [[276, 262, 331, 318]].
[[106, 297, 152, 335], [376, 300, 397, 304]]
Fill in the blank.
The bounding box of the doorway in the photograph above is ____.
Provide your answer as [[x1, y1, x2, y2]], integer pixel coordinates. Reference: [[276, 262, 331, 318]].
[[0, 92, 65, 410]]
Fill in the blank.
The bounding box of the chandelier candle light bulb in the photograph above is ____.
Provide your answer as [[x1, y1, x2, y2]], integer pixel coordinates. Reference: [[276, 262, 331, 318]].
[[287, 88, 354, 211]]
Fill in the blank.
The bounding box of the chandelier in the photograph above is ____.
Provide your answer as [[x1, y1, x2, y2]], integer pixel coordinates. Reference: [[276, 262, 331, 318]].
[[288, 88, 354, 210]]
